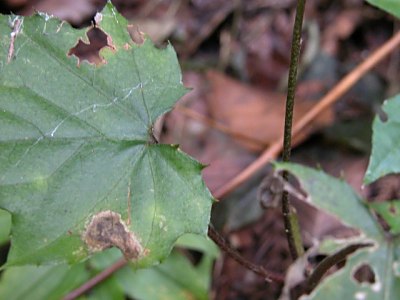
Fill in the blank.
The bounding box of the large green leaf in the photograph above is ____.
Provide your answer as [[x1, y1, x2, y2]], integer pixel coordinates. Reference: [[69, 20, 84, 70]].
[[275, 163, 400, 300], [0, 2, 212, 267], [365, 94, 400, 184], [365, 0, 400, 19]]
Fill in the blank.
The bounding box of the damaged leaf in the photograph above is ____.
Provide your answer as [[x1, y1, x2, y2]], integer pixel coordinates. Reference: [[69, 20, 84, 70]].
[[274, 163, 381, 238], [0, 2, 212, 267], [274, 163, 400, 300], [368, 201, 400, 235], [365, 94, 400, 184]]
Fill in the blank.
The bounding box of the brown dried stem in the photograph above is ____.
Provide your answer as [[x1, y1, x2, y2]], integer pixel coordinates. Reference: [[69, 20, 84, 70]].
[[208, 225, 285, 283]]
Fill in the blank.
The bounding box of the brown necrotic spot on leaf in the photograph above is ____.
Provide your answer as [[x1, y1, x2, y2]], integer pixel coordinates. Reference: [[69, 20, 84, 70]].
[[128, 25, 145, 45], [83, 210, 144, 261], [68, 26, 116, 66]]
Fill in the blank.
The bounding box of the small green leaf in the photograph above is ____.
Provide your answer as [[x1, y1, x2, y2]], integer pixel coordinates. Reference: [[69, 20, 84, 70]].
[[274, 162, 381, 238], [365, 94, 400, 184], [175, 233, 220, 259], [368, 201, 400, 235], [0, 2, 212, 267], [365, 0, 400, 19]]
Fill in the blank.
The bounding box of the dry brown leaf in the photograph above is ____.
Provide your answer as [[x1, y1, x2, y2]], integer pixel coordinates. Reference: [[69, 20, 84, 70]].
[[206, 71, 333, 152]]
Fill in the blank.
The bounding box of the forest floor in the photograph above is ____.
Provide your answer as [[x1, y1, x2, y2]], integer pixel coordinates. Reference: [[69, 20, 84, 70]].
[[2, 0, 400, 298]]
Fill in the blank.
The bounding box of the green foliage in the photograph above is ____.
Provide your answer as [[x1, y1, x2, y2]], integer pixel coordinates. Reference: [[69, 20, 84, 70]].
[[365, 0, 400, 19], [365, 95, 400, 184], [0, 2, 212, 267], [118, 234, 219, 300], [0, 264, 90, 300], [275, 163, 400, 300], [0, 235, 218, 300]]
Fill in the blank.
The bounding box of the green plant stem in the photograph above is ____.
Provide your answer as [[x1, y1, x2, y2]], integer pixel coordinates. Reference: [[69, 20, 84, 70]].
[[281, 0, 307, 260]]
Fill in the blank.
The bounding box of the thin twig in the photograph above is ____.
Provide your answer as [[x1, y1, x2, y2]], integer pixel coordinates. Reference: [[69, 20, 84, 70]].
[[208, 225, 285, 283], [213, 30, 400, 200], [280, 0, 307, 260], [63, 258, 127, 300]]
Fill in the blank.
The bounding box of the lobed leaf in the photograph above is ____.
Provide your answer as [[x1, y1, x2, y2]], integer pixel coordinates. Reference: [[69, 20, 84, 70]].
[[0, 2, 212, 267]]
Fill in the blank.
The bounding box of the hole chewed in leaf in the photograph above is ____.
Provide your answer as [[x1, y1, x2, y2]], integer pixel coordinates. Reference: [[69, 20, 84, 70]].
[[68, 25, 116, 66], [353, 263, 376, 284], [83, 210, 144, 261]]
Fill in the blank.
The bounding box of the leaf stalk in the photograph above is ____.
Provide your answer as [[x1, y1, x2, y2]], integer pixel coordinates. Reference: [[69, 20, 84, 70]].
[[281, 0, 307, 260]]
